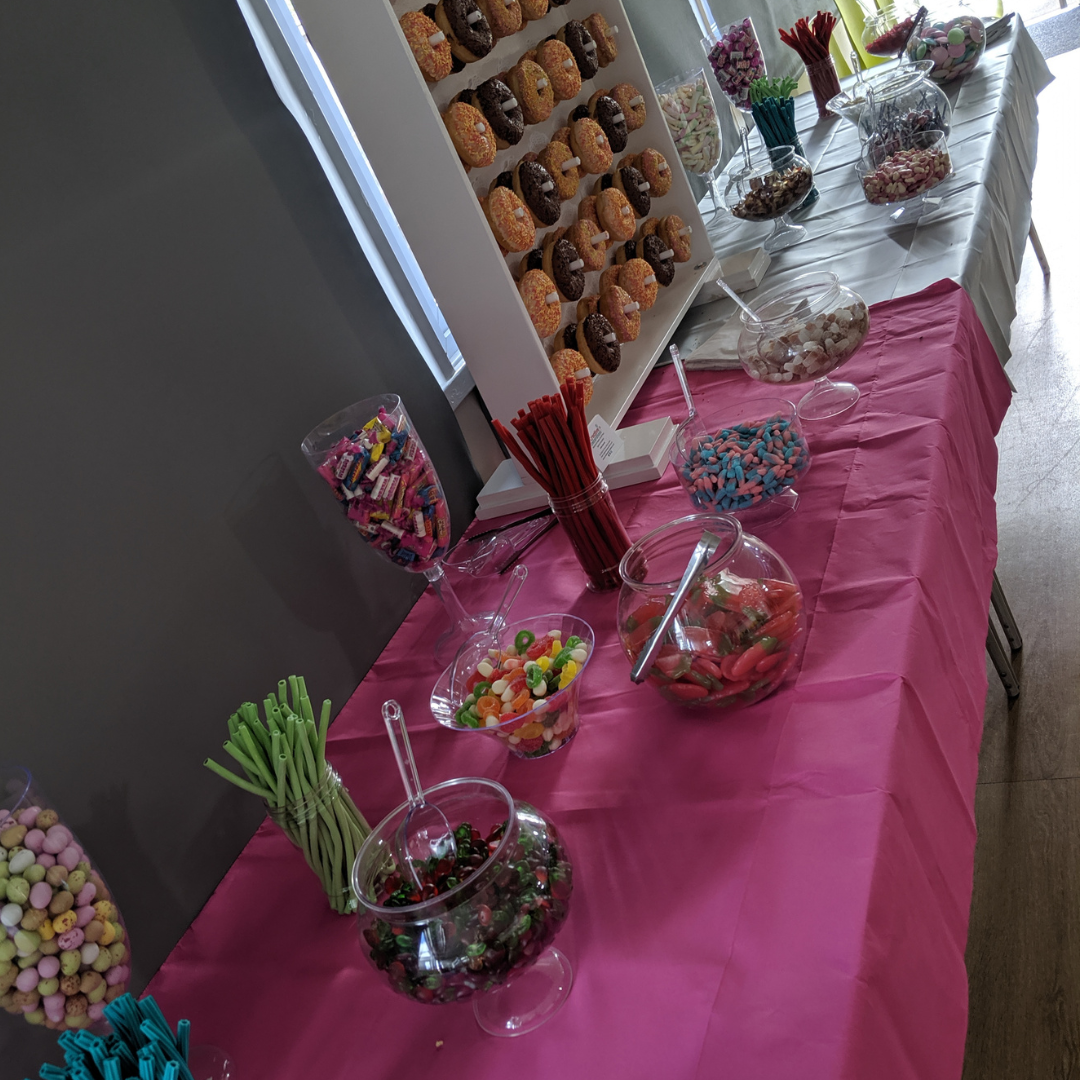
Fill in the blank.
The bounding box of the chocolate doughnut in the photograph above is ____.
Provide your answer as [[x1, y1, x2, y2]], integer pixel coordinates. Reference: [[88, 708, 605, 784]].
[[471, 77, 524, 148], [578, 312, 621, 373], [542, 236, 585, 301], [589, 94, 628, 154], [424, 3, 467, 70], [613, 165, 650, 217], [514, 160, 561, 227], [640, 233, 675, 286], [554, 321, 577, 351], [435, 0, 494, 63], [489, 170, 514, 192], [556, 20, 599, 80], [519, 247, 546, 276]]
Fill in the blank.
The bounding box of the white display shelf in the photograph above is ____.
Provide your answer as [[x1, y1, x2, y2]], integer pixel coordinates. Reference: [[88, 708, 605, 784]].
[[293, 0, 716, 445]]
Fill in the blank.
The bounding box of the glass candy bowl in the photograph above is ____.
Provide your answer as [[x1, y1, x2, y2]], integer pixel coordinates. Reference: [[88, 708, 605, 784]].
[[856, 128, 952, 213], [655, 68, 724, 220], [1, 765, 131, 1033], [737, 271, 870, 421], [861, 3, 922, 58], [670, 396, 811, 532], [431, 614, 595, 760], [724, 146, 814, 253], [906, 9, 985, 82], [617, 515, 805, 709], [827, 59, 938, 131], [855, 64, 952, 146], [353, 777, 574, 1036]]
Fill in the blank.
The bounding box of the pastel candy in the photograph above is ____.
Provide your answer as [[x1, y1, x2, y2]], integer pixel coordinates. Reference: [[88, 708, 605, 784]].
[[80, 942, 100, 966], [1, 902, 22, 927], [947, 42, 965, 57], [37, 977, 59, 997], [43, 991, 65, 1015], [105, 963, 129, 986], [29, 881, 53, 910], [36, 852, 56, 868], [59, 949, 81, 976], [87, 1000, 106, 1022], [58, 846, 81, 871], [75, 883, 96, 907], [930, 46, 948, 63], [23, 829, 45, 853], [16, 967, 40, 992], [42, 826, 71, 855], [37, 955, 60, 979], [57, 928, 84, 951], [17, 807, 41, 828], [8, 849, 36, 875], [75, 905, 96, 928]]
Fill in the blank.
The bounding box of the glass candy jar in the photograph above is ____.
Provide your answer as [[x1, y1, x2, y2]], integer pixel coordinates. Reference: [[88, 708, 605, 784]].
[[855, 65, 952, 146], [617, 515, 805, 709], [737, 271, 870, 421], [723, 145, 814, 254], [860, 2, 922, 58], [353, 777, 574, 1036], [906, 7, 985, 82]]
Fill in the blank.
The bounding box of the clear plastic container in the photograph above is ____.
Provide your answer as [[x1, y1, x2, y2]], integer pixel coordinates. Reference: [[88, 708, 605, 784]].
[[547, 473, 631, 592], [353, 777, 573, 1036], [617, 515, 806, 709]]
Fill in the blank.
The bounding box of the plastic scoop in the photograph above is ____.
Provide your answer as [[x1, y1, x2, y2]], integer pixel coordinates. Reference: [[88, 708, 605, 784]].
[[383, 700, 455, 885], [451, 564, 528, 674], [716, 276, 760, 322], [851, 50, 865, 87], [630, 530, 724, 682], [668, 343, 697, 426]]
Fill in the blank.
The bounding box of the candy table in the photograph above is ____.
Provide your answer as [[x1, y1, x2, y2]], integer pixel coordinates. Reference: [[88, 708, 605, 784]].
[[147, 280, 1009, 1080]]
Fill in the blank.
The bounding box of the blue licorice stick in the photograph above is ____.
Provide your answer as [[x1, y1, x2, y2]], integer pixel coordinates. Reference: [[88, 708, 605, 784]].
[[177, 1020, 191, 1062], [138, 996, 177, 1048], [103, 1059, 122, 1080], [164, 1063, 180, 1080]]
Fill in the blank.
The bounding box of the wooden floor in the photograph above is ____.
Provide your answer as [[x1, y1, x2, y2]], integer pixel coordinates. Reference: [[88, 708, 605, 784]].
[[963, 49, 1080, 1080]]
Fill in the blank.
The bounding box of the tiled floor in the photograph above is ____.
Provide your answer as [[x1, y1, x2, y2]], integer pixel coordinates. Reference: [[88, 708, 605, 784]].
[[962, 47, 1080, 1079]]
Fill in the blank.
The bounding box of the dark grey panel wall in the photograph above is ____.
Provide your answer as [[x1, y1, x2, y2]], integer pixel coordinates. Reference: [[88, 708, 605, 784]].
[[0, 1, 478, 1069]]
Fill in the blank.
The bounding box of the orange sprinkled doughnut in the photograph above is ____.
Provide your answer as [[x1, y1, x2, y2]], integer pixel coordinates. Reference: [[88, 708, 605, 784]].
[[507, 59, 555, 125], [443, 101, 496, 169], [400, 11, 453, 82], [519, 0, 548, 21], [637, 147, 672, 197], [577, 195, 600, 228], [618, 257, 659, 311], [569, 117, 612, 174], [518, 269, 562, 337], [575, 294, 599, 320], [566, 219, 608, 271], [638, 216, 661, 238], [599, 284, 641, 342], [609, 83, 647, 131], [537, 140, 581, 201], [535, 39, 581, 102], [550, 348, 593, 405], [551, 124, 572, 148], [659, 213, 693, 262], [477, 0, 522, 39], [599, 264, 621, 293], [584, 12, 618, 67], [483, 187, 536, 251], [596, 187, 635, 241]]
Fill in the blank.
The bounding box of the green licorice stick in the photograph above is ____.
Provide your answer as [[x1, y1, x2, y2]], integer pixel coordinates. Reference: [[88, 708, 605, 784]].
[[275, 752, 288, 809], [278, 680, 289, 710], [237, 729, 276, 791], [298, 719, 320, 788], [300, 694, 314, 725], [288, 675, 301, 715], [203, 757, 273, 799], [222, 738, 264, 785], [303, 718, 319, 772], [317, 700, 331, 768], [283, 713, 296, 755], [270, 730, 283, 804], [247, 716, 272, 754], [227, 712, 240, 739]]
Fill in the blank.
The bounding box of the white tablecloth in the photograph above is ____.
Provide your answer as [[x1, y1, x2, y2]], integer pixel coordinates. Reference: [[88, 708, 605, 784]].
[[676, 18, 1053, 365]]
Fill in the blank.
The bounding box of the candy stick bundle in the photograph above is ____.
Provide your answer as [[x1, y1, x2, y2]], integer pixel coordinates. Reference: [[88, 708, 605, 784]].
[[493, 379, 631, 591], [29, 993, 195, 1080], [778, 11, 842, 117], [203, 676, 370, 914]]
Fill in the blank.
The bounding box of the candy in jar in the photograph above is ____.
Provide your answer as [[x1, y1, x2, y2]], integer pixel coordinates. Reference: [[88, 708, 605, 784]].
[[706, 18, 766, 111], [655, 69, 721, 175]]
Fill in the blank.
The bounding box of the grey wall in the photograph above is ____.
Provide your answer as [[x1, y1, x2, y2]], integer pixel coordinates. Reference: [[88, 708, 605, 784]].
[[0, 0, 479, 1070]]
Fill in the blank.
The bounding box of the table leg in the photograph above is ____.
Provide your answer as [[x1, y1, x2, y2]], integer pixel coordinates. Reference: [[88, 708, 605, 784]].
[[990, 570, 1023, 652], [1028, 222, 1051, 278], [987, 620, 1021, 701]]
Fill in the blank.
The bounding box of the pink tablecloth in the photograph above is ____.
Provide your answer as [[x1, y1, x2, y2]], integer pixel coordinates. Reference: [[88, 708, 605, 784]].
[[148, 280, 1011, 1080]]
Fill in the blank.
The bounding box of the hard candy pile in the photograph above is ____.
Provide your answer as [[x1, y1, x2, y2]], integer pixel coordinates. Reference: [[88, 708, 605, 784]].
[[707, 19, 766, 110], [1, 807, 129, 1030], [907, 15, 984, 82], [742, 299, 870, 382], [657, 73, 721, 175], [730, 163, 813, 221], [860, 143, 951, 204], [676, 413, 810, 512], [315, 405, 450, 572]]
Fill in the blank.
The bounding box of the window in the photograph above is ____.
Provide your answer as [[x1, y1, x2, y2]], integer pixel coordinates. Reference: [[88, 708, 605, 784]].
[[238, 0, 475, 407]]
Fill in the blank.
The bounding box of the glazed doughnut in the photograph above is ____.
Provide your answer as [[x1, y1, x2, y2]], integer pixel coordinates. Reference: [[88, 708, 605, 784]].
[[566, 219, 608, 271], [483, 187, 536, 252], [442, 101, 497, 169], [569, 116, 612, 174], [659, 214, 693, 262], [542, 235, 586, 301], [535, 39, 581, 102], [476, 0, 522, 39], [556, 20, 599, 81], [519, 269, 563, 338], [599, 284, 641, 342], [637, 148, 672, 197], [584, 12, 618, 67], [577, 312, 621, 374], [586, 94, 628, 154], [599, 264, 621, 294], [507, 59, 555, 125], [519, 0, 548, 19], [618, 257, 660, 310], [609, 83, 647, 132], [400, 11, 453, 83], [463, 77, 524, 149], [596, 187, 635, 242], [549, 348, 594, 406], [513, 159, 561, 226], [575, 294, 599, 320], [537, 140, 581, 200], [435, 0, 494, 62]]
